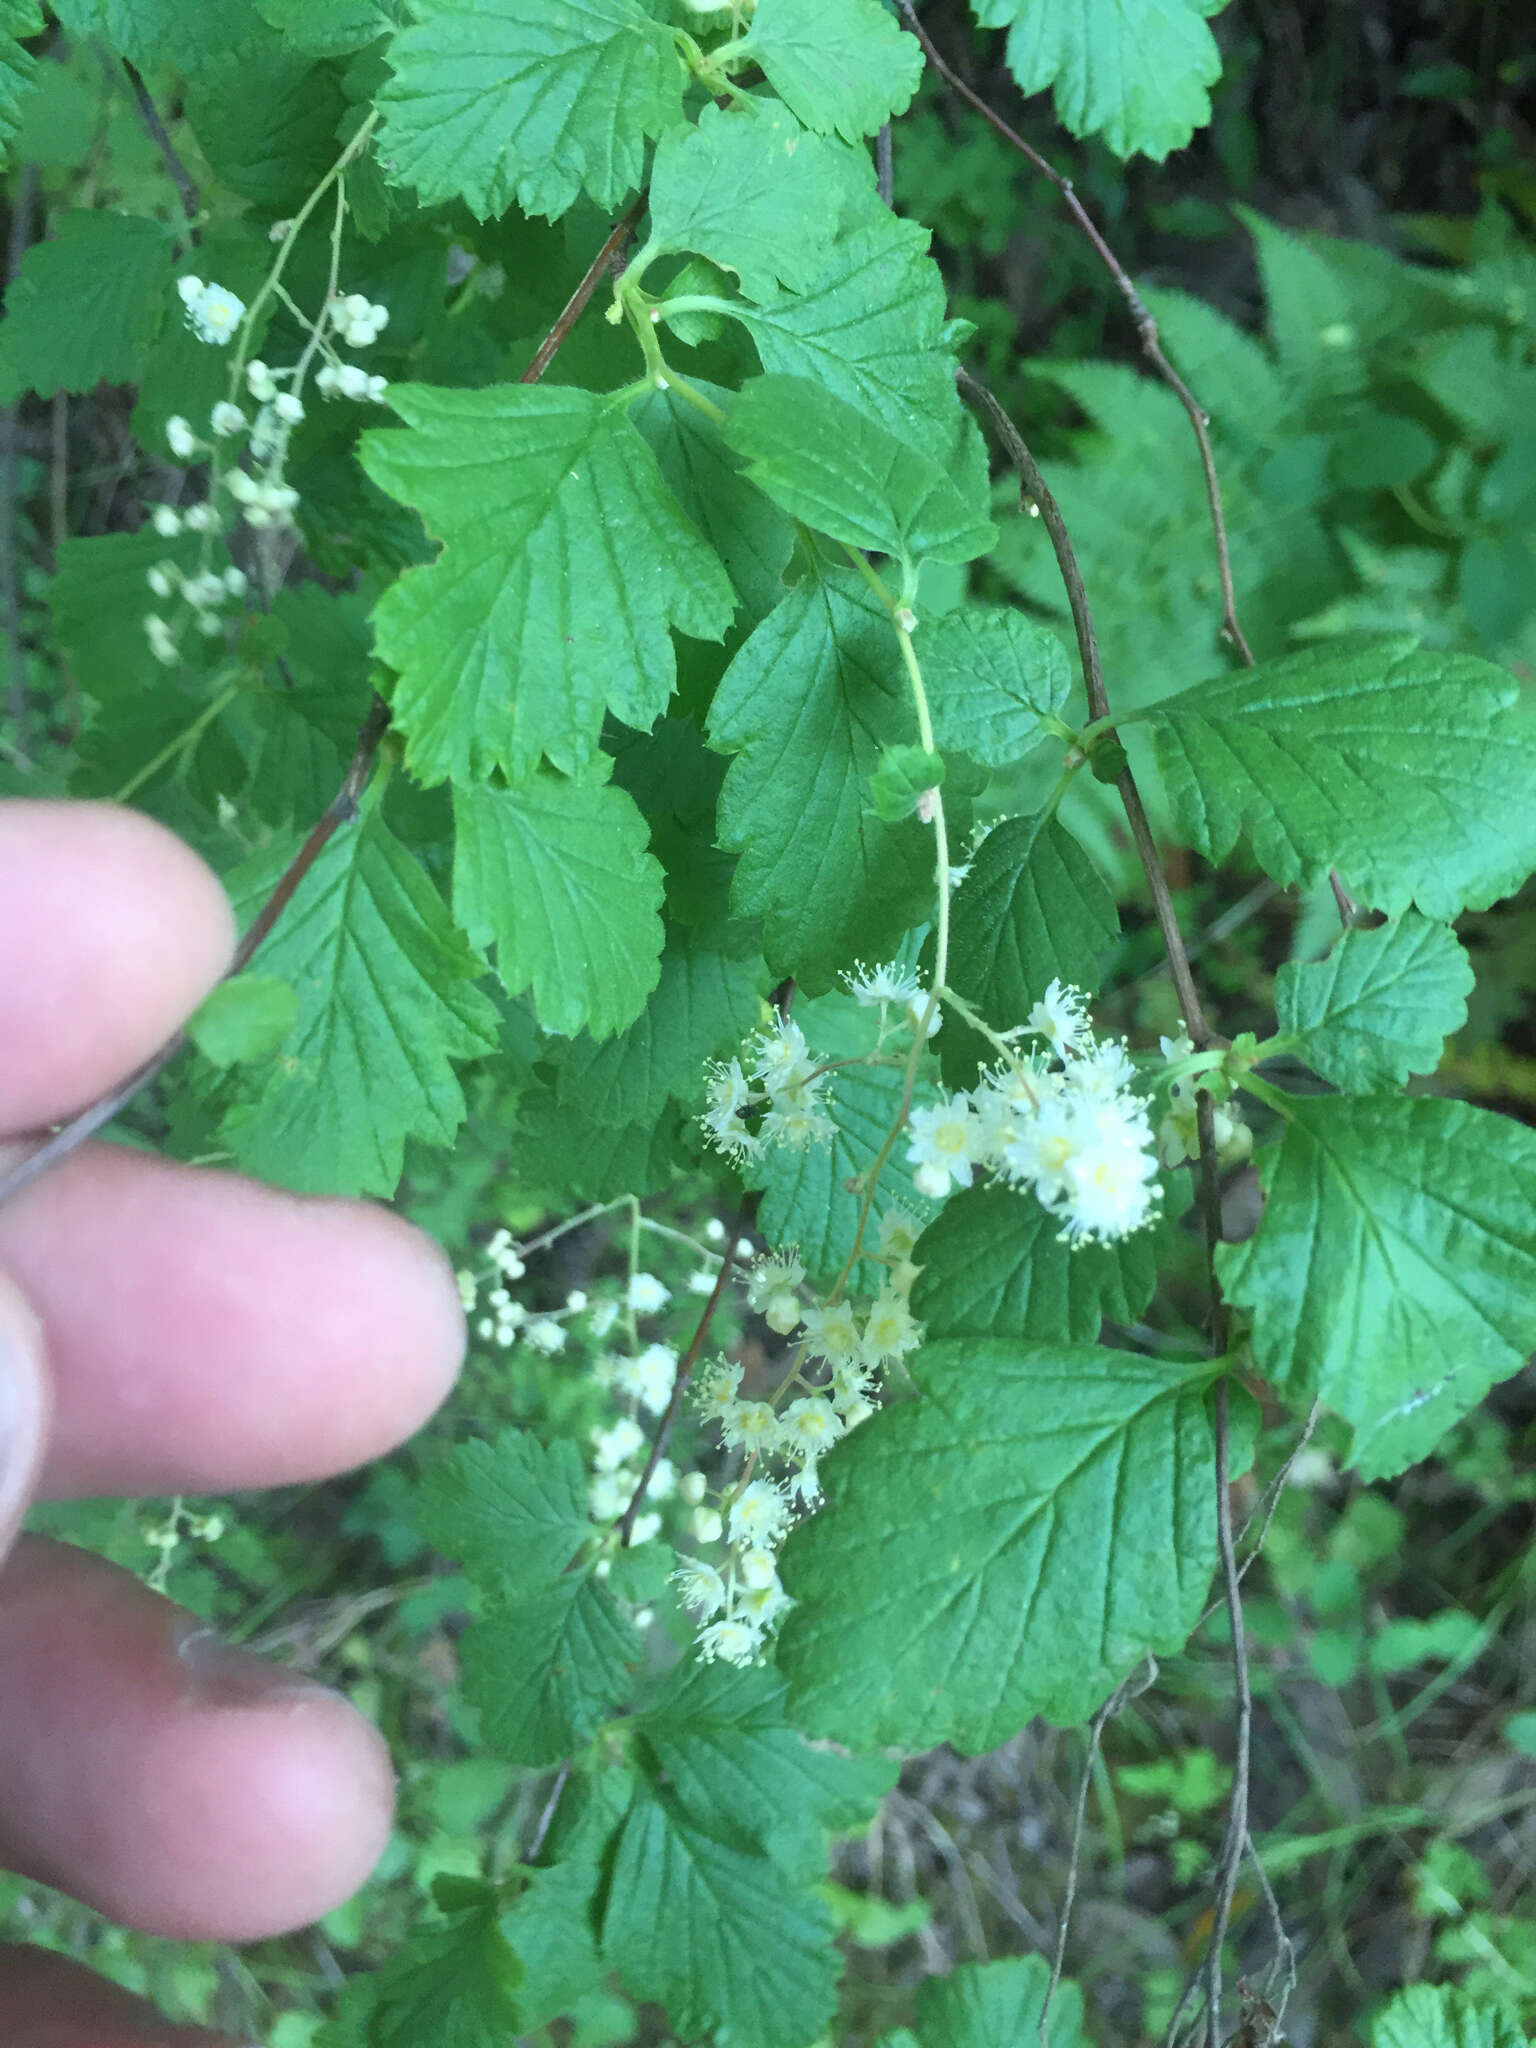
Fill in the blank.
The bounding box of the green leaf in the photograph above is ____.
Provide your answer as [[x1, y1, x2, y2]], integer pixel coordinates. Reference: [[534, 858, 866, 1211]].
[[1374, 1985, 1527, 2048], [944, 811, 1118, 1084], [973, 0, 1226, 162], [913, 1183, 1161, 1345], [415, 1431, 593, 1590], [1219, 1095, 1536, 1479], [255, 0, 390, 54], [645, 99, 842, 300], [916, 606, 1070, 767], [602, 1785, 840, 2048], [707, 569, 934, 989], [185, 48, 348, 210], [1148, 638, 1536, 918], [0, 211, 172, 403], [49, 0, 265, 70], [637, 1658, 896, 1885], [735, 0, 923, 142], [737, 210, 965, 465], [632, 377, 796, 622], [185, 974, 299, 1068], [555, 928, 765, 1125], [364, 1901, 524, 2048], [361, 383, 734, 784], [511, 1089, 685, 1203], [724, 374, 996, 568], [376, 0, 684, 220], [1275, 913, 1474, 1091], [908, 1956, 1088, 2048], [220, 807, 499, 1197], [501, 1858, 607, 2031], [465, 1572, 640, 1766], [452, 771, 665, 1040], [778, 1341, 1218, 1749], [752, 1058, 931, 1288], [0, 0, 42, 168]]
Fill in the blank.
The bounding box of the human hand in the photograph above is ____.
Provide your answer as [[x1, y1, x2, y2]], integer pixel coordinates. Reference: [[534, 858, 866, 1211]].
[[0, 801, 465, 2045]]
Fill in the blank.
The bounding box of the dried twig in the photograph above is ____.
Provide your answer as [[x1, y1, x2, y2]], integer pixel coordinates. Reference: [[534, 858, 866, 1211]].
[[898, 0, 1253, 663], [0, 695, 392, 1210], [619, 1232, 739, 1545], [521, 194, 645, 385], [122, 60, 200, 228]]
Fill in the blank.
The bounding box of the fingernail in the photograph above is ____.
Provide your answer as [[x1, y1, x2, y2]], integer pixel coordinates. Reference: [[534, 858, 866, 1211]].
[[176, 1623, 336, 1709], [0, 1275, 46, 1542]]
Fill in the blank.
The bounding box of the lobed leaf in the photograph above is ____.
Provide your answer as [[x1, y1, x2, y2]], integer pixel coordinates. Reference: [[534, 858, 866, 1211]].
[[1219, 1094, 1536, 1478], [376, 0, 684, 220], [414, 1431, 593, 1590], [1148, 637, 1536, 917], [452, 770, 665, 1040], [778, 1340, 1218, 1749], [915, 605, 1070, 767], [463, 1573, 640, 1766], [1275, 913, 1474, 1091], [0, 211, 172, 402], [737, 0, 924, 143], [362, 382, 734, 785]]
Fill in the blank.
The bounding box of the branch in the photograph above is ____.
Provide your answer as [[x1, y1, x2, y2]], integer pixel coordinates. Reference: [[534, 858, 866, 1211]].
[[122, 61, 200, 228], [521, 194, 645, 385], [0, 695, 392, 1211], [618, 1229, 739, 1546], [899, 1, 1253, 665], [959, 370, 1210, 1046], [1203, 1381, 1252, 2048]]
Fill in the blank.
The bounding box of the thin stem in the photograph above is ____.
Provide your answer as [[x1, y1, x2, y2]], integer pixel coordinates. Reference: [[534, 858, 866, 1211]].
[[0, 696, 392, 1211], [112, 680, 240, 803], [1203, 1384, 1253, 2047], [122, 60, 200, 227], [525, 1761, 572, 1863], [523, 195, 645, 385], [618, 1232, 739, 1546], [898, 2, 1253, 664]]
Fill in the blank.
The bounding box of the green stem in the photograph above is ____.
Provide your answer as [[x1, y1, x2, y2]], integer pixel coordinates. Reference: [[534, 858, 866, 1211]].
[[1234, 1071, 1296, 1119], [113, 681, 240, 803]]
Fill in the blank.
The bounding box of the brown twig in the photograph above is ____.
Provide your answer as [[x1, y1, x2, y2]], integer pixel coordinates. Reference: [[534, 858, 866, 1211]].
[[122, 61, 200, 229], [521, 195, 645, 385], [618, 1229, 739, 1546], [899, 1, 1253, 665], [0, 695, 392, 1211], [960, 370, 1211, 1046]]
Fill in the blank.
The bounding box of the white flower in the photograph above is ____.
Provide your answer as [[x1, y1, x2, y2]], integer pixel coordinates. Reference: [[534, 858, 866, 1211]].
[[720, 1399, 782, 1454], [729, 1478, 791, 1546], [456, 1269, 477, 1312], [737, 1547, 780, 1592], [905, 1094, 984, 1199], [150, 504, 182, 537], [166, 415, 198, 461], [630, 1513, 661, 1547], [692, 1505, 724, 1543], [627, 1270, 670, 1315], [246, 360, 278, 402], [646, 1457, 676, 1501], [1073, 1036, 1138, 1097], [591, 1417, 646, 1472], [705, 1218, 727, 1244], [780, 1396, 843, 1460], [696, 1360, 743, 1426], [751, 1016, 813, 1093], [843, 959, 923, 1008], [861, 1289, 921, 1366], [618, 1342, 677, 1417], [589, 1470, 631, 1522], [1025, 978, 1091, 1055], [701, 1056, 759, 1162], [586, 1300, 618, 1341], [758, 1086, 835, 1151], [698, 1616, 762, 1665], [274, 391, 305, 425], [145, 564, 175, 600], [679, 1471, 708, 1506], [523, 1317, 567, 1356], [736, 1578, 791, 1626], [179, 278, 245, 345], [801, 1300, 860, 1362], [687, 1266, 720, 1296], [1059, 1135, 1159, 1245], [673, 1557, 727, 1618], [210, 401, 246, 437], [223, 566, 248, 598], [879, 1209, 921, 1262], [143, 614, 177, 665], [183, 502, 216, 533]]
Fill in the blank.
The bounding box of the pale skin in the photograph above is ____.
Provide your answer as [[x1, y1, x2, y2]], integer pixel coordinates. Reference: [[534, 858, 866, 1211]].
[[0, 800, 467, 2044]]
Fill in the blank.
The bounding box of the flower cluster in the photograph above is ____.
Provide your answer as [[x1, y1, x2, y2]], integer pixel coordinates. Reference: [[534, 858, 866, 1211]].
[[675, 1211, 924, 1665], [700, 1014, 834, 1162], [905, 979, 1161, 1245], [1155, 1029, 1253, 1170]]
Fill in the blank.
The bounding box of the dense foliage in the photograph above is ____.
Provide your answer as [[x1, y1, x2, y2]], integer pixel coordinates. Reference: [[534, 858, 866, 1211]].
[[2, 1, 1535, 2043]]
